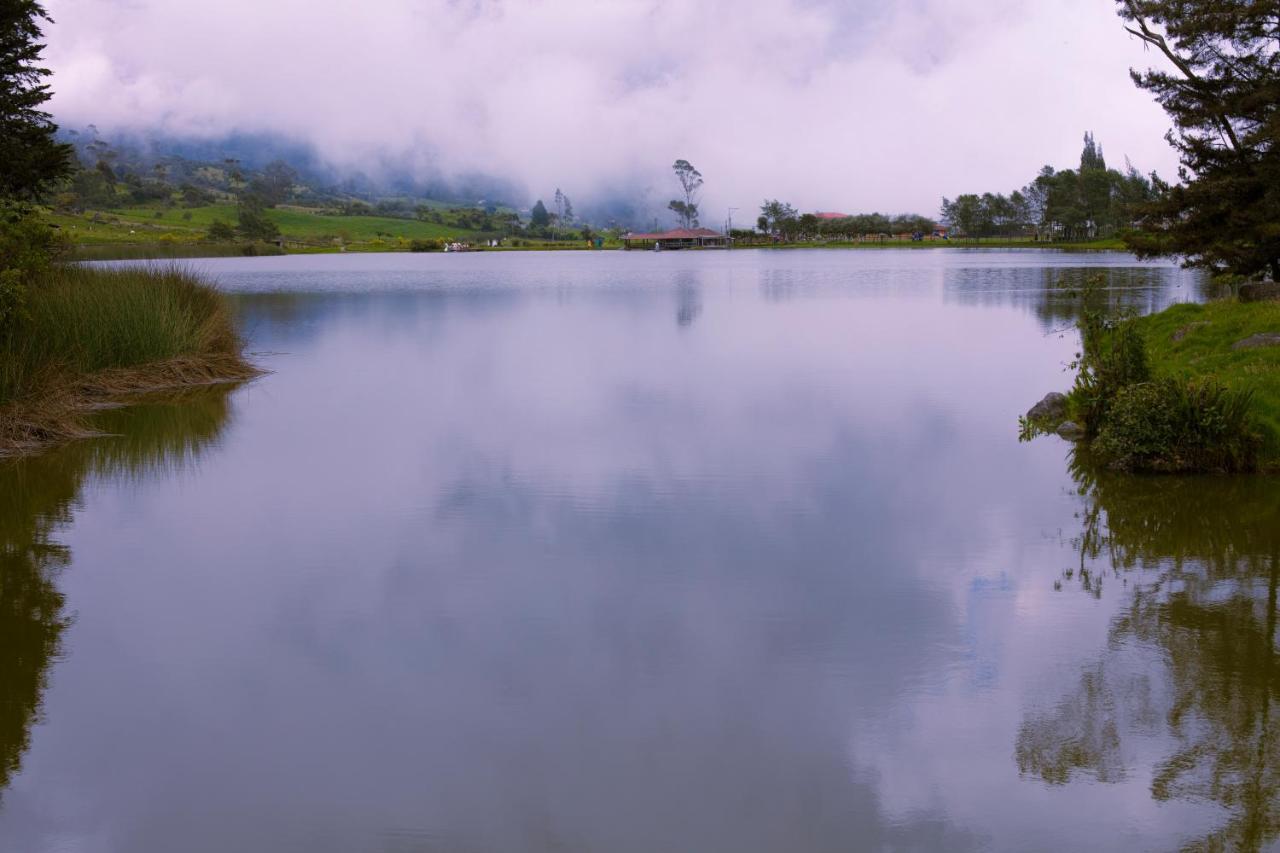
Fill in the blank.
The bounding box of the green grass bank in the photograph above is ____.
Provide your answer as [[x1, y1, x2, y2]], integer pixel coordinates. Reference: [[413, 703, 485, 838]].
[[1135, 299, 1280, 465], [1026, 292, 1280, 473], [0, 264, 258, 457]]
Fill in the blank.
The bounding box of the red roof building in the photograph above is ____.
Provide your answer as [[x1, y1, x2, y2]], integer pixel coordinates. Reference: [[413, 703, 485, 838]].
[[622, 228, 731, 249]]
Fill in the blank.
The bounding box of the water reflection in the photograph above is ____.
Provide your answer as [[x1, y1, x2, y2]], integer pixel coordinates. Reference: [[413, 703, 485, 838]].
[[4, 251, 1235, 851], [1021, 467, 1280, 851], [945, 264, 1215, 332], [675, 280, 702, 328], [0, 388, 237, 803]]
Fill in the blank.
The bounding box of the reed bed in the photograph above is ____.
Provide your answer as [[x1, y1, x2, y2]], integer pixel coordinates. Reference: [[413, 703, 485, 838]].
[[0, 264, 259, 456]]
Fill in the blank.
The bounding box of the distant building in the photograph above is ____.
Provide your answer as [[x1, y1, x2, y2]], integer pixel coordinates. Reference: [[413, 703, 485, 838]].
[[622, 227, 731, 250]]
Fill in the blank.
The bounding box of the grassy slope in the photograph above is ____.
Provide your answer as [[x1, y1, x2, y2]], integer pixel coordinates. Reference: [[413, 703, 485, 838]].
[[52, 204, 476, 248], [1136, 299, 1280, 464]]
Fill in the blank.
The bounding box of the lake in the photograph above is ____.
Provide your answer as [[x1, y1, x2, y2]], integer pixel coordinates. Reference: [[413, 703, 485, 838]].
[[3, 249, 1278, 852]]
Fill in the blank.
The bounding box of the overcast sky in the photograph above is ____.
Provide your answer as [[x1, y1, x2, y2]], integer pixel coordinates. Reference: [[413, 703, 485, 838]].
[[43, 0, 1181, 217]]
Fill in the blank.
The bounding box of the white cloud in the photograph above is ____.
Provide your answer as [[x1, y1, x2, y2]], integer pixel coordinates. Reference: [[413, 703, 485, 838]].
[[43, 0, 1181, 215]]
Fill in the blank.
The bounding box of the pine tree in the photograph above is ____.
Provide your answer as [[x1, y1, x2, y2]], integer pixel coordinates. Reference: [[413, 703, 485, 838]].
[[1080, 131, 1107, 171], [0, 0, 71, 202], [1117, 1, 1280, 280], [530, 200, 550, 229], [1078, 132, 1114, 235]]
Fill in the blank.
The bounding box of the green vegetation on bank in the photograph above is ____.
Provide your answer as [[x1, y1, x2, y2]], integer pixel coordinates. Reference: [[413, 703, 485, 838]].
[[1023, 284, 1280, 473], [1017, 1, 1280, 476], [0, 2, 257, 456], [1135, 300, 1280, 462], [0, 259, 258, 455], [50, 201, 1129, 260], [0, 264, 247, 407]]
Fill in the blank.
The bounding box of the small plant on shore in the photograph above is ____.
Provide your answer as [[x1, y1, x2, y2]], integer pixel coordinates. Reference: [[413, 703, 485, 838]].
[[1069, 284, 1150, 437], [1093, 378, 1259, 472]]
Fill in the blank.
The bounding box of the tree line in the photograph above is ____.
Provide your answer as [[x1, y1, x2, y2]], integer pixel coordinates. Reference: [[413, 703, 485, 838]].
[[751, 201, 937, 242], [941, 133, 1162, 241]]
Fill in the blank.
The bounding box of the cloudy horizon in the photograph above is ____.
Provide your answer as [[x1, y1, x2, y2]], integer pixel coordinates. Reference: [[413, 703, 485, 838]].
[[42, 0, 1182, 218]]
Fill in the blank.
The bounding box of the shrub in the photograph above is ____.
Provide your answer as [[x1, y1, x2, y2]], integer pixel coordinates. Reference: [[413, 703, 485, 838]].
[[0, 209, 66, 333], [1071, 312, 1150, 436], [409, 239, 443, 252], [206, 220, 236, 241], [1093, 378, 1260, 472], [239, 242, 285, 257], [236, 194, 280, 241]]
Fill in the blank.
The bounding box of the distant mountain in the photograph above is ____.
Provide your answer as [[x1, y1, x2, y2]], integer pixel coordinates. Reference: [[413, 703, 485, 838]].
[[57, 126, 527, 208]]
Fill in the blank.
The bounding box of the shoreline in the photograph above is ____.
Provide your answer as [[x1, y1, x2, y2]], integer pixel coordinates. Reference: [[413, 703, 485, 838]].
[[0, 354, 261, 459], [0, 264, 263, 460], [70, 239, 1132, 263], [1025, 296, 1280, 474]]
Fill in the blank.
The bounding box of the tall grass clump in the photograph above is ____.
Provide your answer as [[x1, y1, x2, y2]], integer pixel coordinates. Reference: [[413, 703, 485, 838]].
[[0, 264, 246, 406], [0, 263, 257, 455]]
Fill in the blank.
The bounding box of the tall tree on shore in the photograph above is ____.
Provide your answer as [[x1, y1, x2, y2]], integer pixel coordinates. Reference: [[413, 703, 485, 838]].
[[758, 199, 797, 237], [942, 135, 1160, 241], [0, 0, 71, 202], [552, 188, 573, 227], [1116, 1, 1280, 280], [1078, 131, 1115, 233], [668, 159, 703, 229]]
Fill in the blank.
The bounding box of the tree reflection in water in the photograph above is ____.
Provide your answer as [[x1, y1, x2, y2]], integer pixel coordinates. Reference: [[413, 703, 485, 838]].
[[1019, 459, 1280, 851], [0, 387, 237, 802]]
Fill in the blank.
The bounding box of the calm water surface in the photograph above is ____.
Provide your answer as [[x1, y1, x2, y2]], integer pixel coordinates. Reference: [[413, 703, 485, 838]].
[[3, 250, 1278, 852]]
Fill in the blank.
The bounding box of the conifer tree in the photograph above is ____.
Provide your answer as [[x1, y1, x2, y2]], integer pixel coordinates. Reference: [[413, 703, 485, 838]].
[[0, 0, 71, 202], [1117, 1, 1280, 280], [530, 199, 550, 229]]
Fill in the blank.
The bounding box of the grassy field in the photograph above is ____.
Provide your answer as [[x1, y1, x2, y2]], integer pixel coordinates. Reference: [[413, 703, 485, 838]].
[[50, 204, 480, 253], [50, 204, 1134, 259], [0, 265, 257, 455], [1136, 299, 1280, 466], [114, 204, 473, 241]]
